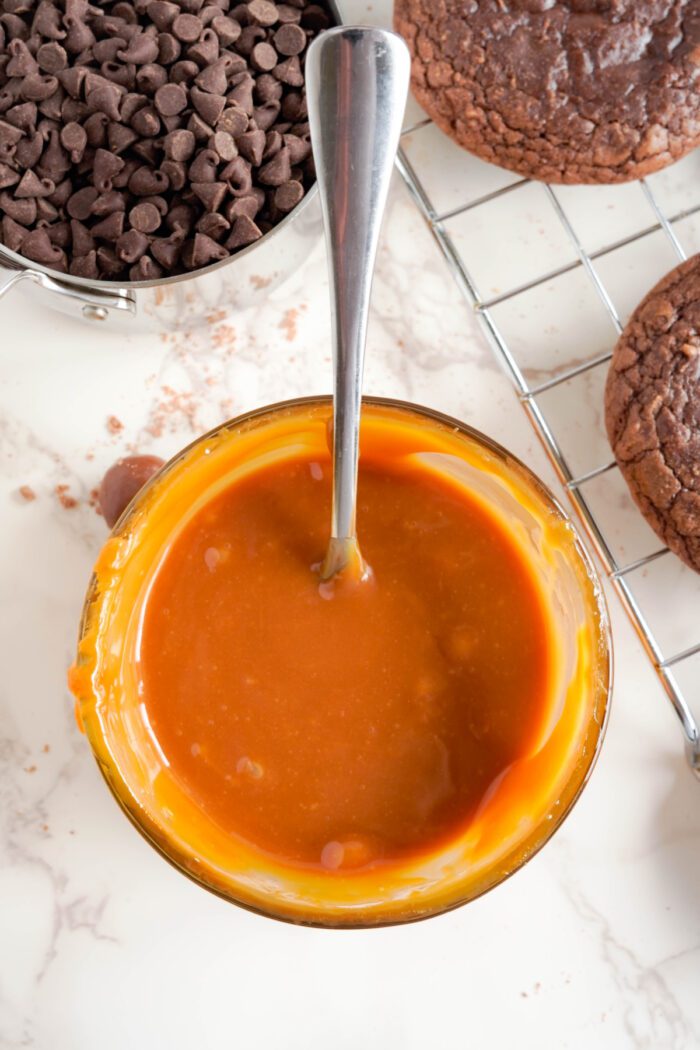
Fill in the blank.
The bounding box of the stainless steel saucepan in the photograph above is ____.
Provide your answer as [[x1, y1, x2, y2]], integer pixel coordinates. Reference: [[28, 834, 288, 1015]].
[[0, 1, 342, 332]]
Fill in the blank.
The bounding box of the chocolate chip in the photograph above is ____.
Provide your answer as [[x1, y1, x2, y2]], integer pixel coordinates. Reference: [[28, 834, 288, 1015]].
[[191, 180, 226, 211], [217, 105, 248, 136], [48, 177, 71, 207], [0, 161, 19, 188], [301, 4, 328, 31], [255, 73, 283, 102], [262, 128, 282, 160], [129, 253, 162, 280], [6, 100, 37, 129], [187, 27, 219, 66], [94, 38, 127, 64], [130, 103, 160, 136], [2, 213, 25, 250], [169, 205, 195, 232], [250, 41, 277, 72], [163, 127, 195, 160], [93, 147, 125, 191], [147, 2, 179, 32], [187, 111, 213, 140], [21, 226, 66, 268], [194, 57, 228, 94], [277, 5, 302, 23], [258, 143, 289, 185], [117, 32, 159, 64], [190, 85, 225, 125], [273, 177, 302, 212], [228, 73, 254, 114], [91, 209, 125, 240], [160, 157, 186, 189], [170, 58, 199, 83], [248, 1, 279, 27], [99, 454, 165, 528], [157, 31, 180, 64], [273, 23, 305, 56], [96, 244, 125, 275], [253, 99, 280, 130], [236, 24, 265, 55], [35, 41, 67, 74], [70, 249, 99, 278], [57, 65, 86, 99], [86, 82, 123, 122], [15, 168, 54, 197], [188, 147, 219, 181], [225, 212, 260, 248], [211, 16, 241, 46], [129, 199, 161, 231], [136, 62, 168, 93], [272, 53, 302, 85], [154, 81, 187, 115], [116, 226, 149, 262], [60, 120, 87, 162], [129, 164, 168, 194], [181, 230, 227, 266], [108, 121, 138, 153], [70, 217, 94, 253], [7, 39, 38, 76], [208, 129, 236, 161], [67, 184, 98, 219], [92, 189, 126, 216], [221, 153, 251, 195], [236, 127, 265, 165], [196, 210, 229, 238], [15, 131, 44, 168], [172, 13, 203, 43], [150, 230, 181, 268], [143, 193, 168, 216], [225, 192, 260, 220]]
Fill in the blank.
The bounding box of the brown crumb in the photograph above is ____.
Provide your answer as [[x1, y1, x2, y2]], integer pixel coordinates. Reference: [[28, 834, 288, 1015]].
[[55, 484, 78, 510], [206, 309, 228, 325], [106, 415, 124, 435], [41, 823, 49, 832], [279, 307, 298, 342], [250, 274, 272, 289], [42, 744, 50, 753], [146, 385, 199, 438], [211, 323, 236, 350], [88, 487, 101, 512], [18, 485, 36, 502], [24, 765, 37, 774]]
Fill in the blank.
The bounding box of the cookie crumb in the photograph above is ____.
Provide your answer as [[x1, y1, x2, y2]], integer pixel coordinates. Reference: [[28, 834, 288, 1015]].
[[107, 415, 124, 435], [279, 307, 298, 342], [55, 484, 78, 510], [18, 485, 36, 502]]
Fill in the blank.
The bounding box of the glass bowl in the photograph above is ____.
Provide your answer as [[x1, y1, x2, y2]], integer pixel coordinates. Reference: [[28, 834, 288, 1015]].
[[69, 397, 612, 927]]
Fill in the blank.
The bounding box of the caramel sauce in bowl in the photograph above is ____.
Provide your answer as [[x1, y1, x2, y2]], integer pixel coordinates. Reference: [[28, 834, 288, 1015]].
[[69, 397, 611, 928]]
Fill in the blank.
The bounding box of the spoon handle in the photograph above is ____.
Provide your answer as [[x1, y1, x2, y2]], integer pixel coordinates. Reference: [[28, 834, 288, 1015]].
[[306, 26, 410, 575]]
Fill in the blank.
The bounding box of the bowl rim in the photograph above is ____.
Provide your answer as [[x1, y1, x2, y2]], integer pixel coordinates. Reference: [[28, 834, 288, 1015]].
[[77, 394, 614, 928]]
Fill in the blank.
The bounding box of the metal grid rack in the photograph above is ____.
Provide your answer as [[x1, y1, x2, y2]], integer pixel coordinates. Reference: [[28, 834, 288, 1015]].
[[396, 118, 700, 777]]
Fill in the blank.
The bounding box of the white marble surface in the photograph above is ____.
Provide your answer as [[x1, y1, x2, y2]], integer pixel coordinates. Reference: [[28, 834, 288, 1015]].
[[2, 3, 700, 1047]]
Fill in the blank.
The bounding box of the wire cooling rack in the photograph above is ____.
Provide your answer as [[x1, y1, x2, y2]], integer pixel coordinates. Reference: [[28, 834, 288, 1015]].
[[396, 118, 700, 777]]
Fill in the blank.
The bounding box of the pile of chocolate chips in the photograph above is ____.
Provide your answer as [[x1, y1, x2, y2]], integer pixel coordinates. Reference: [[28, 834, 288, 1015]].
[[0, 0, 331, 281]]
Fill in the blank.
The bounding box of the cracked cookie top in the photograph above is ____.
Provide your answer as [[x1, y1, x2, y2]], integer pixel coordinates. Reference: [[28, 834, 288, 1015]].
[[605, 254, 700, 573], [394, 0, 700, 184]]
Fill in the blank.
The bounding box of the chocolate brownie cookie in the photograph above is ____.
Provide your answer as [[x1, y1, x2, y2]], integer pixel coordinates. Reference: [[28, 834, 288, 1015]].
[[605, 255, 700, 573], [394, 0, 700, 185]]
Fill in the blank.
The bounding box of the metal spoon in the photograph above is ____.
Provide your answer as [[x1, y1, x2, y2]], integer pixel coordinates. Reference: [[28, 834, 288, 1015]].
[[306, 26, 410, 581]]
